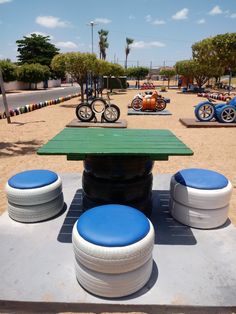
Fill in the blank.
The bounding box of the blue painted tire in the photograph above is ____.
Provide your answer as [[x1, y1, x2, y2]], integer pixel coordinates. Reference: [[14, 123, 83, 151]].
[[215, 105, 236, 123], [194, 102, 215, 121]]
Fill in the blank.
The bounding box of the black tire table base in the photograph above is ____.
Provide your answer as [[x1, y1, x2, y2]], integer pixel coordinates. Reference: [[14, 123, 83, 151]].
[[82, 156, 154, 216]]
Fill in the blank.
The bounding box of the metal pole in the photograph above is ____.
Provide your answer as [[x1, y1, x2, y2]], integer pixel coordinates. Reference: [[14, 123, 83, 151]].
[[228, 68, 232, 95], [91, 21, 94, 54], [0, 67, 11, 123]]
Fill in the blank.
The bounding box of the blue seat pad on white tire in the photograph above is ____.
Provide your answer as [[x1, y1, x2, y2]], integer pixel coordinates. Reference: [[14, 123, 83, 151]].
[[77, 204, 150, 247], [8, 170, 58, 189], [175, 168, 228, 190]]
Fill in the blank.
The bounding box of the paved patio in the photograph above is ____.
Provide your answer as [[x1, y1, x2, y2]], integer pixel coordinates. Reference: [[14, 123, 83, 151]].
[[0, 173, 236, 312]]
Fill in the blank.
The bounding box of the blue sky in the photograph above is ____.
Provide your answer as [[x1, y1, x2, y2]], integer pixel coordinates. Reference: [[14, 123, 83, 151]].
[[0, 0, 235, 68]]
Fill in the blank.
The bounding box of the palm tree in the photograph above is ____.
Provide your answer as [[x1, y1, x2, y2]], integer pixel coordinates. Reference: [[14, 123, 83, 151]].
[[125, 37, 134, 69], [98, 29, 109, 60]]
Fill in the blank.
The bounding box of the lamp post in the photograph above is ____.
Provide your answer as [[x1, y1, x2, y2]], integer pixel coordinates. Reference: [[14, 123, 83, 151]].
[[87, 20, 97, 54]]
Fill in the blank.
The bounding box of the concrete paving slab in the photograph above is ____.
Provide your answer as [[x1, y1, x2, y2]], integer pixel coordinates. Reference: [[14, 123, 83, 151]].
[[0, 173, 236, 311], [179, 118, 236, 128], [128, 109, 172, 115], [66, 118, 127, 128]]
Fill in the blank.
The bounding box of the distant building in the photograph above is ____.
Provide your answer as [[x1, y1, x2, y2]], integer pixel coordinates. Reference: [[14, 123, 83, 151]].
[[149, 67, 175, 80]]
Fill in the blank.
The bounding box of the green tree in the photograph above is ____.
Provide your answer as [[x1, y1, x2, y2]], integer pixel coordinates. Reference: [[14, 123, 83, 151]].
[[175, 60, 195, 87], [126, 66, 149, 87], [16, 34, 59, 67], [125, 37, 134, 69], [159, 68, 176, 88], [17, 63, 50, 89], [0, 60, 17, 82], [51, 52, 97, 101], [98, 29, 109, 60], [192, 37, 224, 84]]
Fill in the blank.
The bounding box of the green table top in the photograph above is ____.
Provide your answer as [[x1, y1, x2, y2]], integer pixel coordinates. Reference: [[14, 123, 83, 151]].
[[37, 128, 193, 160]]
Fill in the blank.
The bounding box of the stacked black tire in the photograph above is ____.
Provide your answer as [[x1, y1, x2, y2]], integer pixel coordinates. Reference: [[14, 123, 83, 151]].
[[82, 156, 154, 216]]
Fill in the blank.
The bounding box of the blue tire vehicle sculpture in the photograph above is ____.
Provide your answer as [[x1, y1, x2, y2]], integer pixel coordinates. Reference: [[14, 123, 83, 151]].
[[194, 96, 236, 123]]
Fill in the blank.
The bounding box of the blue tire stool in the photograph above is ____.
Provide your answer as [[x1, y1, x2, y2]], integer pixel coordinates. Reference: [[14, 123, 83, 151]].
[[5, 169, 64, 222], [72, 204, 154, 298], [170, 168, 233, 229]]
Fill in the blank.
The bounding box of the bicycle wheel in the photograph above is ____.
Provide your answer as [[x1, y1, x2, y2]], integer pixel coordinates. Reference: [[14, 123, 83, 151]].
[[131, 98, 143, 111], [76, 103, 95, 122], [155, 99, 166, 111], [91, 98, 106, 114], [102, 104, 120, 123]]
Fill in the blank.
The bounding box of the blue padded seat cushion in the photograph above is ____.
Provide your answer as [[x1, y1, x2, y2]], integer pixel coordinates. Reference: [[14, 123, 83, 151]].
[[175, 168, 228, 190], [77, 204, 150, 247], [8, 170, 58, 189]]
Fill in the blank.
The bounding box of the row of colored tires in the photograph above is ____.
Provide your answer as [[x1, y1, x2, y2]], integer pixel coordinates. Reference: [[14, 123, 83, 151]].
[[140, 84, 155, 90], [82, 156, 154, 217], [0, 93, 80, 119], [197, 92, 231, 102]]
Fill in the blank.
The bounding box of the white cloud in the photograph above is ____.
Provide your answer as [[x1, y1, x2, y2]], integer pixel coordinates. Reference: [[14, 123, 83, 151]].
[[197, 18, 205, 24], [129, 14, 135, 20], [145, 14, 152, 22], [55, 41, 78, 49], [0, 0, 12, 4], [94, 18, 111, 24], [27, 31, 54, 40], [152, 19, 166, 25], [209, 5, 223, 15], [230, 13, 236, 18], [0, 54, 4, 59], [36, 16, 70, 28], [172, 8, 189, 20], [131, 41, 165, 49]]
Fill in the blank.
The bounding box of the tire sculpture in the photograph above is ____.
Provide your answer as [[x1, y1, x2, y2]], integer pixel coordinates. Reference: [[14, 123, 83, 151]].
[[75, 96, 120, 123], [170, 168, 233, 229], [194, 96, 236, 123], [5, 170, 64, 223], [82, 156, 154, 216], [131, 91, 168, 112], [72, 204, 154, 297]]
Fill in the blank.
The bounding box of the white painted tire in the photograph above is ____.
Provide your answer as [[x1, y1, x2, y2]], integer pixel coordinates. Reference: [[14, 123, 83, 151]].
[[170, 199, 229, 229], [8, 193, 64, 223], [170, 176, 232, 209], [75, 257, 153, 298], [72, 220, 154, 274], [5, 177, 62, 206]]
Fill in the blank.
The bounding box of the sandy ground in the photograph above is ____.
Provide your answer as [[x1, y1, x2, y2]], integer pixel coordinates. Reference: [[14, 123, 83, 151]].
[[1, 84, 236, 314], [1, 84, 235, 224]]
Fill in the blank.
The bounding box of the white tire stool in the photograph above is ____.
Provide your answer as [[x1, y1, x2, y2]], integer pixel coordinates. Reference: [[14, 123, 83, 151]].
[[6, 170, 64, 222], [72, 204, 154, 297], [170, 168, 233, 229]]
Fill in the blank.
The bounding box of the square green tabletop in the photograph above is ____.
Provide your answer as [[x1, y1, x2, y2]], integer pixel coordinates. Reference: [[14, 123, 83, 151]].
[[37, 128, 193, 160]]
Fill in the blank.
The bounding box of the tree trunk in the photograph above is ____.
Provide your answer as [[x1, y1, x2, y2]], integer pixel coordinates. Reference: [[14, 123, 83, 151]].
[[168, 78, 170, 88], [125, 54, 128, 69], [78, 80, 84, 102]]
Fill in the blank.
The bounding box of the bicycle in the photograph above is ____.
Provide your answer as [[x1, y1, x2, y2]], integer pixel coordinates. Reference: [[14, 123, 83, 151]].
[[75, 91, 120, 123]]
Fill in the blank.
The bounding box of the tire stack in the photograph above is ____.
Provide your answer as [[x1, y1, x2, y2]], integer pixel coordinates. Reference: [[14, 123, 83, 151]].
[[170, 168, 233, 229], [72, 204, 154, 298], [82, 156, 154, 216], [5, 170, 64, 223]]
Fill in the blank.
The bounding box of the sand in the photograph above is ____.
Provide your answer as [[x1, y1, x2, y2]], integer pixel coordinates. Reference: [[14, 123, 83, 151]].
[[1, 84, 236, 226]]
